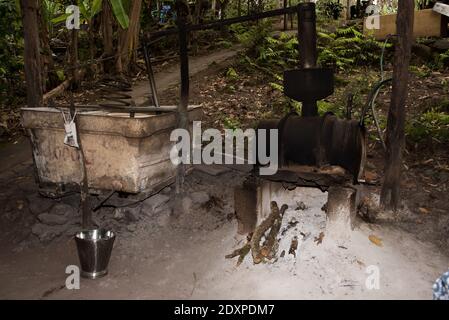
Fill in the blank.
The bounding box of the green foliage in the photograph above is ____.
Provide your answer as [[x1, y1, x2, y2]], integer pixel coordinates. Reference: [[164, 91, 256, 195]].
[[317, 26, 390, 71], [316, 0, 344, 20], [109, 0, 129, 29], [238, 25, 298, 73], [226, 67, 239, 81], [409, 65, 432, 78], [0, 0, 23, 105], [42, 0, 65, 35], [436, 50, 449, 69], [223, 116, 241, 131], [317, 100, 344, 117], [406, 110, 449, 143], [79, 0, 103, 21], [48, 0, 129, 29], [235, 20, 273, 54], [217, 40, 233, 49]]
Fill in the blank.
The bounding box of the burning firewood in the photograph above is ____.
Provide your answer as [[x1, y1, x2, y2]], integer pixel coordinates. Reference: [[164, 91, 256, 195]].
[[226, 201, 288, 266]]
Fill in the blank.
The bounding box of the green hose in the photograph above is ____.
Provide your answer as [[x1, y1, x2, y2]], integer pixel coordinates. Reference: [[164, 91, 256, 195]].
[[359, 34, 397, 151]]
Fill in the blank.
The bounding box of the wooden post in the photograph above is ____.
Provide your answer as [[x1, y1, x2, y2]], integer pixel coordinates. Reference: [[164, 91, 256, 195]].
[[380, 0, 414, 211], [289, 0, 293, 29], [326, 187, 356, 239], [20, 0, 43, 108], [283, 0, 287, 30], [70, 28, 80, 88], [175, 1, 190, 194]]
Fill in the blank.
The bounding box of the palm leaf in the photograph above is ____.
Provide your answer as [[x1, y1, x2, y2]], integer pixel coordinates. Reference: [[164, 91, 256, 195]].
[[109, 0, 129, 29], [92, 0, 103, 17]]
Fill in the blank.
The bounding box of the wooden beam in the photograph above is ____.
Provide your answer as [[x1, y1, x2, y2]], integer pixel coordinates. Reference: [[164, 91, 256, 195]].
[[380, 0, 414, 211]]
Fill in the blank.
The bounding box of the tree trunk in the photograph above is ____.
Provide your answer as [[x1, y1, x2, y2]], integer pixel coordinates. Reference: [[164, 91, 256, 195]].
[[88, 23, 96, 77], [119, 0, 143, 73], [211, 0, 216, 17], [38, 5, 58, 91], [20, 0, 43, 107], [347, 0, 352, 20], [101, 0, 114, 73], [194, 0, 202, 24], [380, 0, 414, 211], [175, 2, 190, 194], [283, 0, 287, 30], [70, 28, 80, 88]]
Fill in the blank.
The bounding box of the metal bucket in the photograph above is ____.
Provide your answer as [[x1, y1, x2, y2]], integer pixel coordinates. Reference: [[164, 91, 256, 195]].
[[75, 229, 116, 279]]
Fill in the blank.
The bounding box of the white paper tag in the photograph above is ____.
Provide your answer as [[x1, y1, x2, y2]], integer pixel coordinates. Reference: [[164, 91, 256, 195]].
[[62, 111, 79, 148]]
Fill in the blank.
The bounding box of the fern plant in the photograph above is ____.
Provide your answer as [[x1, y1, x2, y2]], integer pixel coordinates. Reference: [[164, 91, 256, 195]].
[[318, 26, 390, 71]]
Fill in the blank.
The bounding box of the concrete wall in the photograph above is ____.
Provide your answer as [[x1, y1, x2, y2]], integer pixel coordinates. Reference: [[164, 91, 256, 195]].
[[363, 8, 442, 40]]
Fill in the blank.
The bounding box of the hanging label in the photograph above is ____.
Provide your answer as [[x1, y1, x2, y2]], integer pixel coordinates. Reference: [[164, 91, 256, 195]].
[[62, 111, 79, 148]]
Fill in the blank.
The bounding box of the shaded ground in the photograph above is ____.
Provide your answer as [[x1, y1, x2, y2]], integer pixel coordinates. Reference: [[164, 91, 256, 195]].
[[0, 162, 447, 299]]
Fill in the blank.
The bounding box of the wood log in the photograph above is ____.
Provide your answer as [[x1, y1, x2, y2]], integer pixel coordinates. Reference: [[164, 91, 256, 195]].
[[43, 70, 85, 103], [225, 201, 288, 266], [250, 201, 287, 264]]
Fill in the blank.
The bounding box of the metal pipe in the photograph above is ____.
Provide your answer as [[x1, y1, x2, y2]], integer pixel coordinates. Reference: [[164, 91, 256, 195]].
[[297, 3, 318, 117], [146, 5, 299, 40], [143, 44, 160, 108]]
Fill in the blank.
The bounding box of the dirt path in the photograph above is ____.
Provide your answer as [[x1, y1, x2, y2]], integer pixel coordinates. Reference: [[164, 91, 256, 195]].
[[131, 46, 243, 106]]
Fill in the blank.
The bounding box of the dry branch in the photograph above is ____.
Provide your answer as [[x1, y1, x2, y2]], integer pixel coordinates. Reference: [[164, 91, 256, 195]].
[[226, 201, 288, 266], [43, 70, 85, 103]]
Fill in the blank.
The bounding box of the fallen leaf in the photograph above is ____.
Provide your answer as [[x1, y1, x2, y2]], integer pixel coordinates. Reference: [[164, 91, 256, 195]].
[[364, 171, 378, 182], [368, 235, 383, 247], [356, 260, 365, 267], [16, 200, 24, 210], [418, 207, 430, 214], [314, 232, 324, 245]]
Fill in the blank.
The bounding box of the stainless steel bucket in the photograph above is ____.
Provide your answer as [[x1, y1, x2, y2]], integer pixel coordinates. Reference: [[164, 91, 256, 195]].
[[75, 229, 116, 279]]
